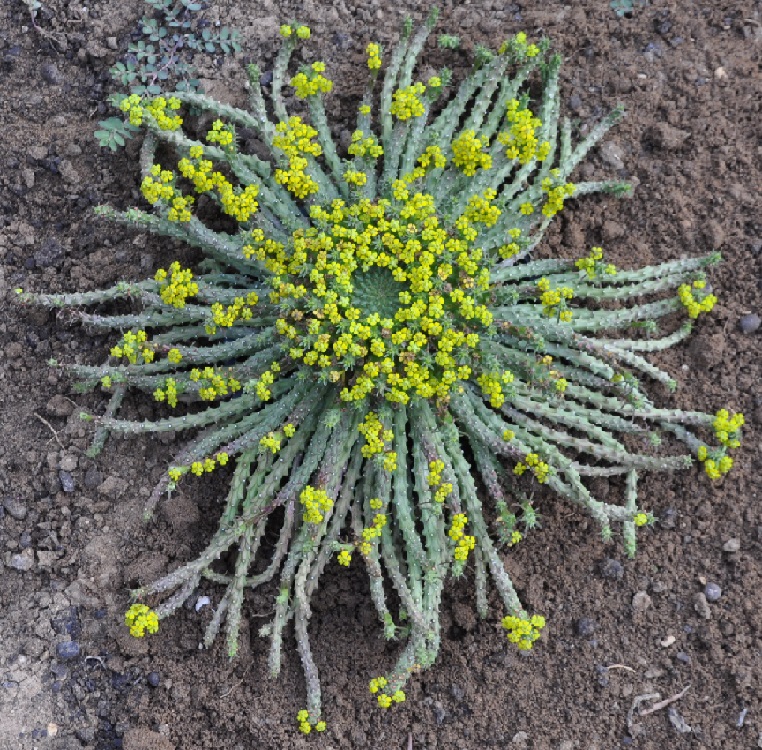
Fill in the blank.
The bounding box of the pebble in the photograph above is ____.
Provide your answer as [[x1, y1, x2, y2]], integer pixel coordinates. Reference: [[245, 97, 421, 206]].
[[676, 651, 692, 665], [55, 641, 80, 661], [632, 591, 652, 612], [723, 538, 741, 553], [3, 496, 28, 520], [693, 592, 711, 620], [600, 558, 624, 580], [9, 549, 34, 571], [575, 618, 597, 637], [738, 314, 760, 334], [147, 672, 161, 688], [511, 731, 529, 745], [46, 395, 74, 418], [40, 62, 63, 85], [84, 466, 102, 489], [704, 582, 722, 602], [59, 471, 76, 493]]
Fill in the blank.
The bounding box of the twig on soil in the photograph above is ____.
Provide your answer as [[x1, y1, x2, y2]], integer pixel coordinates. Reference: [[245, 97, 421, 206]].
[[34, 412, 66, 450], [218, 662, 253, 698], [407, 732, 413, 750], [638, 684, 691, 716], [605, 663, 635, 672]]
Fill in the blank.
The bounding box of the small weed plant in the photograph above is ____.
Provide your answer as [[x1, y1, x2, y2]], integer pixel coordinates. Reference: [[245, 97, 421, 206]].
[[96, 0, 241, 151], [20, 10, 743, 733]]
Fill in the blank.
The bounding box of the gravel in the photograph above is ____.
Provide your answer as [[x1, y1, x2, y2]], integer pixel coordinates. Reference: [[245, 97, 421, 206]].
[[704, 582, 722, 602], [3, 496, 28, 520], [738, 313, 760, 334], [56, 641, 81, 661]]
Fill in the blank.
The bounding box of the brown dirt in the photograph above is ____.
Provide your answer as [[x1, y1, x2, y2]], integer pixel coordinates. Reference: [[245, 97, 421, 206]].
[[1, 0, 761, 749]]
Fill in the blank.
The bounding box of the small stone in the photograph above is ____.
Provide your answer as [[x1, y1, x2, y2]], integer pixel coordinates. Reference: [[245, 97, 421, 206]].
[[511, 731, 529, 746], [9, 549, 34, 571], [41, 62, 63, 85], [98, 476, 123, 498], [147, 672, 161, 688], [660, 634, 676, 647], [704, 582, 722, 602], [3, 496, 27, 520], [599, 141, 625, 170], [693, 592, 711, 620], [632, 591, 652, 613], [600, 558, 624, 580], [84, 466, 102, 489], [59, 455, 78, 472], [55, 641, 80, 661], [723, 538, 741, 553], [676, 651, 691, 665], [45, 395, 74, 418], [107, 36, 118, 50], [738, 314, 760, 334], [59, 471, 76, 493], [575, 618, 597, 637]]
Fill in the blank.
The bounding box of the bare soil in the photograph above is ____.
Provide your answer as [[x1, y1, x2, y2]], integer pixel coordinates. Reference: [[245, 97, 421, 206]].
[[1, 1, 760, 749]]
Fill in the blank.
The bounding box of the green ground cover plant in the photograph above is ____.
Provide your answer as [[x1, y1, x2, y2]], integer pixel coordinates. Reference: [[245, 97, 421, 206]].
[[19, 9, 743, 733]]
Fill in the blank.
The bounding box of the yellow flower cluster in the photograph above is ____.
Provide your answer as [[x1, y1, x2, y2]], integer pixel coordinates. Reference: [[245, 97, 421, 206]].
[[252, 365, 278, 401], [513, 453, 550, 483], [206, 119, 234, 147], [168, 453, 228, 483], [272, 117, 322, 199], [476, 370, 514, 408], [125, 604, 159, 638], [167, 348, 182, 364], [296, 710, 325, 735], [337, 549, 352, 566], [260, 431, 282, 454], [677, 279, 717, 319], [501, 613, 545, 650], [348, 129, 384, 159], [498, 227, 523, 259], [206, 292, 259, 334], [509, 530, 523, 546], [536, 277, 574, 321], [451, 129, 492, 176], [574, 246, 617, 278], [713, 409, 744, 448], [259, 423, 295, 454], [256, 188, 493, 408], [634, 513, 649, 527], [498, 31, 540, 58], [541, 173, 576, 218], [369, 677, 406, 708], [361, 511, 387, 542], [449, 513, 476, 561], [427, 460, 453, 503], [153, 377, 178, 408], [119, 94, 182, 130], [390, 82, 426, 121], [110, 329, 154, 364], [141, 165, 194, 222], [177, 147, 259, 222], [290, 62, 333, 99], [343, 169, 368, 186], [464, 189, 501, 228], [300, 485, 333, 525], [155, 262, 198, 308], [497, 99, 549, 165], [366, 42, 381, 70], [189, 366, 242, 401], [280, 24, 310, 39]]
